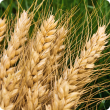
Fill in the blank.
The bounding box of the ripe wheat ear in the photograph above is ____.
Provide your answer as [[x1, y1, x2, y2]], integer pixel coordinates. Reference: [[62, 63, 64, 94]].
[[44, 26, 67, 84], [0, 10, 31, 110], [21, 15, 58, 110], [46, 25, 109, 110], [0, 10, 30, 79], [26, 15, 58, 88]]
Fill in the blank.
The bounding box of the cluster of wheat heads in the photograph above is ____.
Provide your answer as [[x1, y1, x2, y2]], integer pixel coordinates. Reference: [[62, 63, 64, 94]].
[[0, 1, 110, 110]]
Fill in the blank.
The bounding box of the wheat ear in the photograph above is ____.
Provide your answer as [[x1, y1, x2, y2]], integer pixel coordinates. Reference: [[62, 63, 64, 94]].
[[31, 15, 57, 85], [26, 15, 57, 88], [0, 10, 30, 110], [0, 18, 6, 44], [22, 15, 57, 110], [48, 25, 109, 110], [44, 26, 67, 83], [0, 10, 30, 79]]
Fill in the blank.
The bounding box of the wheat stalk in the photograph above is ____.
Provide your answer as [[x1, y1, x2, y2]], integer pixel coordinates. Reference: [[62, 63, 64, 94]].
[[47, 25, 109, 110]]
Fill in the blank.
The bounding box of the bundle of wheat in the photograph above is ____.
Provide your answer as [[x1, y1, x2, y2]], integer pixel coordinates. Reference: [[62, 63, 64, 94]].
[[0, 0, 110, 110]]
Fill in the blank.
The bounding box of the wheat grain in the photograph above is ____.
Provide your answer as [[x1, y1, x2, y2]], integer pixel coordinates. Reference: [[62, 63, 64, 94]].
[[0, 18, 6, 44]]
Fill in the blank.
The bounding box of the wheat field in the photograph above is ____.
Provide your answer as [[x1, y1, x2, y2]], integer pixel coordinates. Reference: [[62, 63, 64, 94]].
[[0, 0, 110, 110]]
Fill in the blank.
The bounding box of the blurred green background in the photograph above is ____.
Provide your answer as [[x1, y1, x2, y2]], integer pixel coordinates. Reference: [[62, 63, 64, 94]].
[[0, 0, 110, 110], [0, 0, 110, 21], [0, 0, 109, 40]]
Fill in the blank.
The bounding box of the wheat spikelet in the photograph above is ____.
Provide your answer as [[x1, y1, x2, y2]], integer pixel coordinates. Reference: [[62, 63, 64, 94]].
[[47, 25, 109, 110], [0, 18, 6, 44], [46, 104, 52, 110]]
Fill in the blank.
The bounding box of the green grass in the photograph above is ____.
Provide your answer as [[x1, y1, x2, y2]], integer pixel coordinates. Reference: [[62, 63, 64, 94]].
[[0, 0, 110, 110]]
